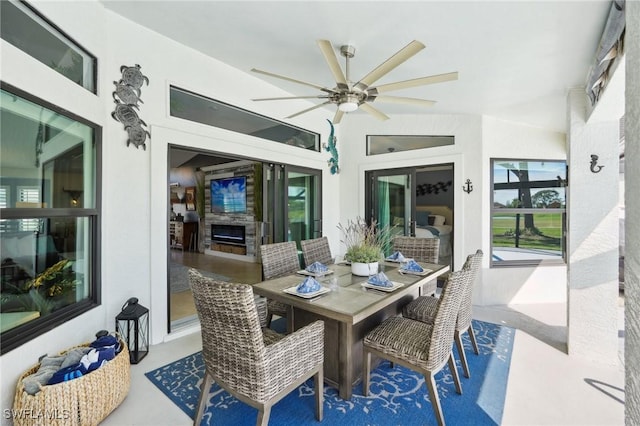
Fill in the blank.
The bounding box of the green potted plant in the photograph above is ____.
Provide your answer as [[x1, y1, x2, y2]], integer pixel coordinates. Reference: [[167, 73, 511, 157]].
[[338, 217, 394, 276]]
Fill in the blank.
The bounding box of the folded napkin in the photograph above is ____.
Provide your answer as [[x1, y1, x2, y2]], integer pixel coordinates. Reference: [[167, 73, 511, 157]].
[[306, 261, 329, 274], [401, 259, 424, 272], [297, 276, 322, 294], [367, 272, 393, 288], [386, 251, 406, 262]]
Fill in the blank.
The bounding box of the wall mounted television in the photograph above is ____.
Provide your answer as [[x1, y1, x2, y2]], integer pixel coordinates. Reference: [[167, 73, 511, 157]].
[[210, 176, 247, 213]]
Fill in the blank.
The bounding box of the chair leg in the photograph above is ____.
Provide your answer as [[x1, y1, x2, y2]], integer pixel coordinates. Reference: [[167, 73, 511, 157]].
[[448, 352, 462, 395], [425, 372, 445, 426], [194, 373, 213, 426], [256, 405, 271, 426], [455, 331, 471, 379], [314, 368, 324, 421], [266, 312, 273, 328], [362, 350, 371, 396], [468, 325, 480, 355]]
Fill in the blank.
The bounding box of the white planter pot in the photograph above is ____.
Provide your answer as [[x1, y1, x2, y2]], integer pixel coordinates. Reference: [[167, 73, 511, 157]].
[[351, 261, 379, 276]]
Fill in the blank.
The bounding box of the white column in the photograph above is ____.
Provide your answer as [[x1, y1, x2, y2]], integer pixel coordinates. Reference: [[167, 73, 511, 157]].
[[566, 88, 619, 362], [625, 0, 640, 423]]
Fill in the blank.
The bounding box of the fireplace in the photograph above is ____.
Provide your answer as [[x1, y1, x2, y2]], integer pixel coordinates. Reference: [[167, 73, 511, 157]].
[[211, 224, 246, 245]]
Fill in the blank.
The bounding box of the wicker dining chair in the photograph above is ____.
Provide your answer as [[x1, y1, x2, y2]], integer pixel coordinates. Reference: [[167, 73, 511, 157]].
[[402, 250, 483, 378], [363, 267, 472, 426], [189, 269, 324, 426], [393, 236, 440, 295], [392, 236, 440, 264], [260, 241, 301, 327], [300, 237, 334, 267]]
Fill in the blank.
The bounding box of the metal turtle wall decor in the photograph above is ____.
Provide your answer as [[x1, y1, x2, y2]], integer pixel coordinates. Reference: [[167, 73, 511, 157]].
[[112, 64, 150, 150]]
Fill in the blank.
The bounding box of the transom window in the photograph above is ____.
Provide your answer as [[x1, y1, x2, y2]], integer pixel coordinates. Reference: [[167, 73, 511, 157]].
[[0, 0, 96, 92], [169, 86, 320, 151], [491, 159, 567, 266]]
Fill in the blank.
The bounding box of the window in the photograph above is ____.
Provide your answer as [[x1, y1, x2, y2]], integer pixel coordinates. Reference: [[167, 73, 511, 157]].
[[491, 159, 567, 266], [169, 86, 320, 151], [367, 135, 454, 155], [0, 82, 100, 354], [0, 0, 96, 92]]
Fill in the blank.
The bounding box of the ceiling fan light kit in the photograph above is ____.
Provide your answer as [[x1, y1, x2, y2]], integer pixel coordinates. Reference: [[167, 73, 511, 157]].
[[251, 39, 457, 123]]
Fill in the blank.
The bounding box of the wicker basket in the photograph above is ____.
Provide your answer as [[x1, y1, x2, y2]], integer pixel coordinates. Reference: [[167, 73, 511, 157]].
[[12, 338, 130, 426]]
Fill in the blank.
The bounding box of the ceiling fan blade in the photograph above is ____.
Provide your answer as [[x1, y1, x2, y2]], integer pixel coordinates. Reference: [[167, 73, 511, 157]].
[[251, 68, 336, 93], [370, 72, 458, 94], [285, 101, 332, 119], [373, 96, 436, 107], [317, 40, 348, 89], [354, 40, 425, 91], [359, 103, 390, 121], [333, 109, 344, 124], [252, 95, 329, 101]]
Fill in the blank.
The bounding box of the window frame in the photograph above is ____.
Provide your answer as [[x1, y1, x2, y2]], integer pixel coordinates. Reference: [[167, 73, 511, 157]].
[[490, 158, 567, 268], [0, 0, 97, 93], [0, 82, 101, 354]]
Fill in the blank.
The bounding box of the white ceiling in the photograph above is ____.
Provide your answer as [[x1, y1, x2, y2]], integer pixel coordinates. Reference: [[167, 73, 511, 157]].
[[101, 1, 613, 133]]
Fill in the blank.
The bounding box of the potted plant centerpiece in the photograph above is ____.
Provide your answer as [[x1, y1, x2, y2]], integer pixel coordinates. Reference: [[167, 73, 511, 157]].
[[338, 217, 394, 276]]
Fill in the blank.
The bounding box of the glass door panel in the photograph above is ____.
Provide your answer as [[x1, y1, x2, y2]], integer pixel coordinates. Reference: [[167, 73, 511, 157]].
[[285, 167, 321, 249], [367, 168, 416, 237], [262, 164, 321, 250]]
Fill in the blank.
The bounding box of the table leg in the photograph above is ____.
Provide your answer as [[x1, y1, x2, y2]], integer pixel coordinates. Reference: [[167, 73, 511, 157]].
[[338, 321, 353, 400]]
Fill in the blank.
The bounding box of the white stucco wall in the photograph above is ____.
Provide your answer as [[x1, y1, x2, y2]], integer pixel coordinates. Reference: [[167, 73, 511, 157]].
[[565, 89, 619, 362], [480, 117, 568, 305]]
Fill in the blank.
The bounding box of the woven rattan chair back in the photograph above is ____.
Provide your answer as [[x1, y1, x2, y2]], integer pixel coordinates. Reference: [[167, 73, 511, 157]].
[[456, 250, 483, 333], [189, 270, 267, 397], [393, 236, 440, 264], [426, 268, 472, 370], [189, 269, 325, 425], [260, 241, 300, 280], [300, 237, 334, 267]]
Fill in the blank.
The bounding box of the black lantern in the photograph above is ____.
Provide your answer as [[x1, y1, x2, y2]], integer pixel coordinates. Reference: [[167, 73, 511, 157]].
[[116, 297, 149, 364]]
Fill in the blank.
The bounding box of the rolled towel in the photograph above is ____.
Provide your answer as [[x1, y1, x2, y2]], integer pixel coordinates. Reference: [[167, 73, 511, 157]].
[[90, 334, 121, 354], [22, 354, 66, 395]]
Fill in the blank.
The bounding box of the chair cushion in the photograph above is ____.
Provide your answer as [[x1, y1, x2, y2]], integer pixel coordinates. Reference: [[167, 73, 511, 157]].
[[403, 296, 438, 324], [364, 316, 434, 369]]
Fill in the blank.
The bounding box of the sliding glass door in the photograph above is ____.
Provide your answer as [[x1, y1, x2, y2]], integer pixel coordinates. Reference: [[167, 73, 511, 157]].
[[262, 164, 322, 249], [366, 168, 416, 236]]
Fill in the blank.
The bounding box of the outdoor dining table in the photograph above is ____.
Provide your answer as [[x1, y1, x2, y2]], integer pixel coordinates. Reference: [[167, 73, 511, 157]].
[[252, 260, 450, 400]]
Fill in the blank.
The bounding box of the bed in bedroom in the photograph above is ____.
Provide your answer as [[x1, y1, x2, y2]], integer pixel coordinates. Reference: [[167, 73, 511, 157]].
[[414, 205, 453, 266]]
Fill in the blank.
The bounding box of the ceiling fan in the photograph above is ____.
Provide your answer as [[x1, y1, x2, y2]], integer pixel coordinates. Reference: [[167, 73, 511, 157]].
[[251, 40, 458, 124]]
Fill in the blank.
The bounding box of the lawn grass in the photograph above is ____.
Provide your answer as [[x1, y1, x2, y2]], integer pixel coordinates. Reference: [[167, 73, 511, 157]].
[[493, 213, 563, 250]]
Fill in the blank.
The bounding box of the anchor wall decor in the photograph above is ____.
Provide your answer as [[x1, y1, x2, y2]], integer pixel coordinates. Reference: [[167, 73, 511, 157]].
[[112, 64, 150, 150]]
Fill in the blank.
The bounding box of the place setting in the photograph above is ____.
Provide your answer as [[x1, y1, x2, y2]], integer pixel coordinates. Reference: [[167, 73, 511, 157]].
[[361, 271, 404, 293], [398, 259, 433, 276], [296, 261, 334, 277], [283, 275, 331, 299]]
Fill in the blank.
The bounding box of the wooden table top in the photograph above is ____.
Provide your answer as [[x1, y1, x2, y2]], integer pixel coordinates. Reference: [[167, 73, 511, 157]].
[[253, 261, 449, 325]]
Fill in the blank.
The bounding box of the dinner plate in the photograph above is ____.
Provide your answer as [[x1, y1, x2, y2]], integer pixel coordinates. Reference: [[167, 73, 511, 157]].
[[283, 285, 331, 298], [360, 281, 405, 292], [398, 268, 433, 277], [297, 269, 334, 277], [398, 268, 433, 276]]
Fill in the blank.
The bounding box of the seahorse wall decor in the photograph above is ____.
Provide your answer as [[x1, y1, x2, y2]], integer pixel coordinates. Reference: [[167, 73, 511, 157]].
[[324, 119, 340, 174]]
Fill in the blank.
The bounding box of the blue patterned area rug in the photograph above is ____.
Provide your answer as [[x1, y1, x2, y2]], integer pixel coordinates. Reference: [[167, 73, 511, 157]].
[[146, 319, 514, 426]]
